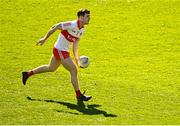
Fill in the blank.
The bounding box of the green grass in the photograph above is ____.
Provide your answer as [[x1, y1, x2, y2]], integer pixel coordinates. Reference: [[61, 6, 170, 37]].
[[0, 0, 180, 124]]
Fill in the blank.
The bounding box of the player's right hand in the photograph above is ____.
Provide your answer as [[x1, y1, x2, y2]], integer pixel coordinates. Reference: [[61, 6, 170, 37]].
[[36, 38, 46, 46]]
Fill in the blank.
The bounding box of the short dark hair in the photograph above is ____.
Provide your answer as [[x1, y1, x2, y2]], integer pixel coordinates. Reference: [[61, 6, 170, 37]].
[[77, 9, 90, 17]]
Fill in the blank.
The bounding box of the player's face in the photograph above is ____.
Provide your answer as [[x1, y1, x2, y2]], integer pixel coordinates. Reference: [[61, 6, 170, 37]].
[[83, 13, 90, 24]]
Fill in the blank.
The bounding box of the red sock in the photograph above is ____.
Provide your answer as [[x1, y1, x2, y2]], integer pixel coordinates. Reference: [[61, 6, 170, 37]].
[[28, 70, 34, 77], [76, 90, 81, 98]]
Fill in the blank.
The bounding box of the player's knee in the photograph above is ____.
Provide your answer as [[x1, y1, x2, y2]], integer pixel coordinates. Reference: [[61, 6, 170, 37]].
[[48, 66, 56, 72], [70, 66, 77, 75]]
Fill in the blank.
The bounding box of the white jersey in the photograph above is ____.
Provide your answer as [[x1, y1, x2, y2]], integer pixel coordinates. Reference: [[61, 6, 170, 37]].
[[54, 20, 85, 52]]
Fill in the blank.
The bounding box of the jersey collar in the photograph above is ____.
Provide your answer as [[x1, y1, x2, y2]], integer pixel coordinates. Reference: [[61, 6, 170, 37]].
[[77, 19, 84, 29]]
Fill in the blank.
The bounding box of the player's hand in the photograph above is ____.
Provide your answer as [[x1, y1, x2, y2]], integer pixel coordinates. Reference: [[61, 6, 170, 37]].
[[75, 59, 81, 68], [77, 60, 81, 68], [36, 38, 46, 46]]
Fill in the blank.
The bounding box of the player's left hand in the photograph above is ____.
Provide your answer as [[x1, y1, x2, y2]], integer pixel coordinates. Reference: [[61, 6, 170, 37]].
[[75, 59, 81, 68], [36, 38, 46, 46]]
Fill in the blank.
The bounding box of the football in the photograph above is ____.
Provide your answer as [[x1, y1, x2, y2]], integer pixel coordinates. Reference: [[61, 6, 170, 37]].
[[79, 56, 90, 68]]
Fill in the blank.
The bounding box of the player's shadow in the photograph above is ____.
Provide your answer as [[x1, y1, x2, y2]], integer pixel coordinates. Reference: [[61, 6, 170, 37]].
[[27, 96, 117, 117]]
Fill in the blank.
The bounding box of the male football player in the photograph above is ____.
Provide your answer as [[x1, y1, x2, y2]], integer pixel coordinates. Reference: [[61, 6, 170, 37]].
[[22, 9, 92, 101]]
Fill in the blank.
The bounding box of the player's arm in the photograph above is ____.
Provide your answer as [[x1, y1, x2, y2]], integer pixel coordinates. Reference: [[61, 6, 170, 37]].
[[73, 39, 80, 67], [36, 23, 62, 46]]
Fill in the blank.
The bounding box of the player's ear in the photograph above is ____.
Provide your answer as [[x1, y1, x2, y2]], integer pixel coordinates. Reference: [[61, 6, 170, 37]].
[[79, 15, 84, 19]]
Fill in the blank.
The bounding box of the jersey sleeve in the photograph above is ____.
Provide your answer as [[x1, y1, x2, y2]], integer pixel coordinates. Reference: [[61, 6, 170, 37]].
[[61, 21, 77, 30]]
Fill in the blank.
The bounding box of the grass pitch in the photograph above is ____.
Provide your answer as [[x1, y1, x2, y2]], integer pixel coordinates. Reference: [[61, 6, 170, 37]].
[[0, 0, 179, 124]]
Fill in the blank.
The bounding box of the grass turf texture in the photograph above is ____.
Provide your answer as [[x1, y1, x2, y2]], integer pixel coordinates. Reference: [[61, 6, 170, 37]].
[[0, 0, 179, 124]]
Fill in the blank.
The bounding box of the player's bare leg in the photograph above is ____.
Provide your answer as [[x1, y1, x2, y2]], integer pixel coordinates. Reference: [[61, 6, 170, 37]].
[[61, 57, 92, 101], [32, 55, 60, 74], [61, 58, 79, 91], [22, 55, 60, 85]]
